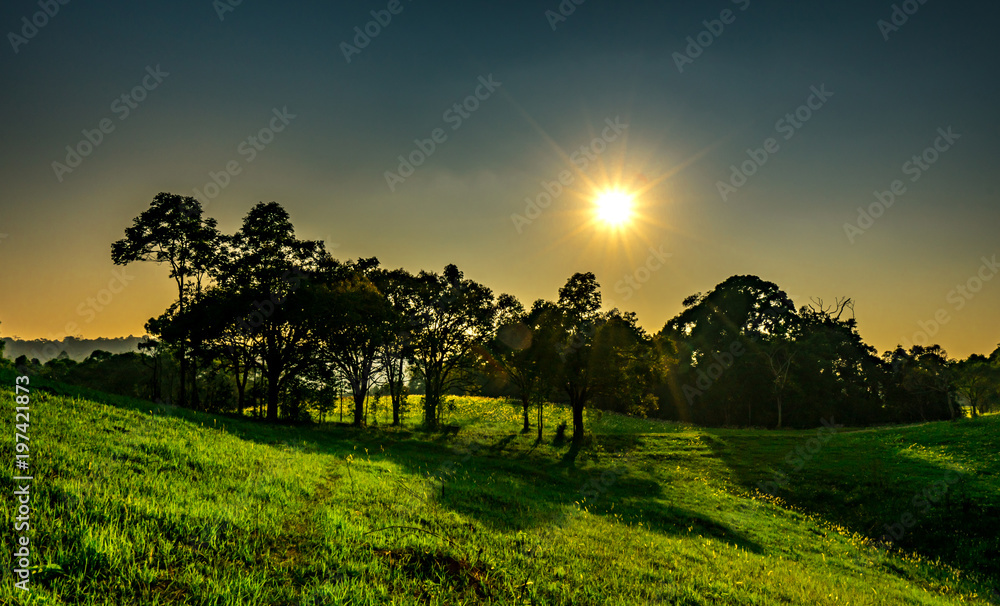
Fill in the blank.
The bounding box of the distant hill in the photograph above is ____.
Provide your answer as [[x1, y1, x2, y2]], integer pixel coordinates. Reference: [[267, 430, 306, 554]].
[[2, 335, 147, 363]]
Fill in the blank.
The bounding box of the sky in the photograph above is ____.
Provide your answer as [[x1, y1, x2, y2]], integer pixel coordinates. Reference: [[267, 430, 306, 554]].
[[1, 0, 998, 358]]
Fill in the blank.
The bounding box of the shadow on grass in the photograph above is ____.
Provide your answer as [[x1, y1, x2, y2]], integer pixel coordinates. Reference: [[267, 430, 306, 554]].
[[487, 433, 519, 455], [16, 371, 770, 558], [700, 423, 1000, 582], [640, 501, 763, 553]]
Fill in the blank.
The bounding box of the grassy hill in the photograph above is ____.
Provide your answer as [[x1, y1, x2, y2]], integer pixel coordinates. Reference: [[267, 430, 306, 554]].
[[1, 374, 998, 605]]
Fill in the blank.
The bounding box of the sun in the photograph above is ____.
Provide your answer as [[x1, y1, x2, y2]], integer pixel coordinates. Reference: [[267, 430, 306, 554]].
[[594, 190, 634, 228]]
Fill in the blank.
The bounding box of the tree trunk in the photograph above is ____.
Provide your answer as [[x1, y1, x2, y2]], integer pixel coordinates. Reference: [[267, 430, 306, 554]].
[[179, 345, 187, 408], [235, 368, 245, 416], [191, 354, 200, 409], [266, 374, 279, 421], [422, 369, 440, 428], [521, 395, 531, 433], [536, 400, 544, 442], [424, 390, 438, 428], [236, 359, 250, 416], [571, 398, 585, 443], [391, 357, 403, 426], [353, 387, 365, 426], [177, 272, 187, 408]]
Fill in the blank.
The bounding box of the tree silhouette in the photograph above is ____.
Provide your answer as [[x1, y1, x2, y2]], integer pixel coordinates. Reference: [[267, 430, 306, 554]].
[[551, 272, 603, 444], [408, 265, 497, 428], [489, 295, 559, 435], [659, 275, 796, 427], [104, 196, 998, 430], [222, 202, 326, 421], [371, 267, 419, 426], [953, 354, 999, 417], [306, 258, 394, 426], [591, 308, 659, 418], [790, 298, 882, 426], [111, 193, 220, 407], [883, 345, 954, 423]]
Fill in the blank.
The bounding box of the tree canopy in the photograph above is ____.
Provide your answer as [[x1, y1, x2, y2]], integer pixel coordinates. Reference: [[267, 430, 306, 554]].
[[100, 193, 999, 436]]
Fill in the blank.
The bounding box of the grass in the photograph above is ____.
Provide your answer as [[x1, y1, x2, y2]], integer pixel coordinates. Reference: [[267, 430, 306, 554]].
[[329, 393, 690, 436], [1, 372, 998, 604]]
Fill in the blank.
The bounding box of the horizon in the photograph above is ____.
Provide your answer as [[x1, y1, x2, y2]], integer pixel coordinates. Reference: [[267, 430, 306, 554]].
[[2, 0, 999, 358]]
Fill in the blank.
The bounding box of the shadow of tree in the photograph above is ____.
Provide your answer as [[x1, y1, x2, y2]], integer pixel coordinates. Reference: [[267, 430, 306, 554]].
[[58, 381, 768, 561], [699, 423, 999, 582]]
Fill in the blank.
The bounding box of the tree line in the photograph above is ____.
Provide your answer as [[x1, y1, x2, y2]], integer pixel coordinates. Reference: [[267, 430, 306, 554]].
[[14, 193, 993, 441]]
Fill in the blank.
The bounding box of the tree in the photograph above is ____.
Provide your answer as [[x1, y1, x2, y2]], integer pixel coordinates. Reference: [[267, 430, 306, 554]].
[[758, 336, 795, 428], [658, 275, 796, 427], [111, 193, 220, 407], [168, 287, 258, 414], [791, 298, 886, 426], [211, 293, 259, 416], [954, 354, 999, 417], [14, 355, 31, 372], [307, 259, 394, 426], [987, 345, 1000, 413], [549, 272, 604, 443], [372, 268, 419, 426], [137, 337, 166, 403], [85, 350, 112, 363], [650, 329, 695, 422], [488, 295, 559, 435], [883, 345, 955, 423], [591, 309, 659, 419], [664, 275, 797, 348], [408, 264, 497, 428], [43, 351, 78, 379], [219, 202, 326, 421]]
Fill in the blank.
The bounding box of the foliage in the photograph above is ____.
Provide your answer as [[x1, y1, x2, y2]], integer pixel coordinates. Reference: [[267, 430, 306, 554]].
[[111, 192, 221, 408], [103, 194, 1000, 436], [305, 258, 394, 426], [406, 264, 498, 428]]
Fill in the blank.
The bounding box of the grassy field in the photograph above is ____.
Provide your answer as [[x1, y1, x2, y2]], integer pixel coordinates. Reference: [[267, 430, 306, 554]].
[[1, 373, 998, 605]]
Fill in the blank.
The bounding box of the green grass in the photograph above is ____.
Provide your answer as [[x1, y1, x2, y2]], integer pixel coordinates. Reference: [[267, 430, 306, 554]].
[[1, 374, 998, 604], [335, 393, 691, 436]]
